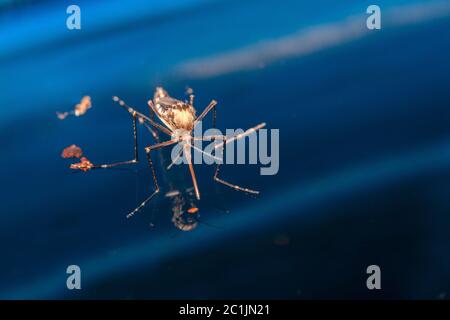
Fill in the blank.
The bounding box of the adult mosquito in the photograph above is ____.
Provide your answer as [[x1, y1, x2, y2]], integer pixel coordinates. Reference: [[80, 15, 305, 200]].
[[84, 87, 266, 218]]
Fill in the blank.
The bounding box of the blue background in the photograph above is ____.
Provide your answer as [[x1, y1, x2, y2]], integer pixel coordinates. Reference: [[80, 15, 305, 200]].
[[1, 0, 450, 299]]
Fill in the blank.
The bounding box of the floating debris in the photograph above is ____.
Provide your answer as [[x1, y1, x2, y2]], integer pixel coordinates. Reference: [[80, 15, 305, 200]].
[[56, 111, 70, 120], [61, 144, 83, 159], [57, 96, 92, 120], [61, 145, 93, 171], [74, 96, 92, 116], [70, 157, 94, 172]]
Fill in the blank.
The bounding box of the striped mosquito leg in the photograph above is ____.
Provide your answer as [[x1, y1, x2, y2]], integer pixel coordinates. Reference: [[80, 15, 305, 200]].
[[214, 163, 259, 195], [126, 138, 179, 218], [113, 96, 172, 137], [189, 143, 222, 163], [94, 113, 139, 169], [213, 136, 260, 195], [184, 144, 201, 200], [212, 105, 217, 128], [167, 148, 183, 170], [214, 122, 266, 151], [166, 141, 221, 171], [193, 135, 225, 141]]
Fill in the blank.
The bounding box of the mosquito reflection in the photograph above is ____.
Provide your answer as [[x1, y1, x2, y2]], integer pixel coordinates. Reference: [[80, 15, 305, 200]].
[[166, 188, 199, 232]]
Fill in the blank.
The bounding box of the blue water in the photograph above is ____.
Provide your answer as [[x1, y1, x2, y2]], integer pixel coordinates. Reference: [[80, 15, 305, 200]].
[[1, 0, 450, 299]]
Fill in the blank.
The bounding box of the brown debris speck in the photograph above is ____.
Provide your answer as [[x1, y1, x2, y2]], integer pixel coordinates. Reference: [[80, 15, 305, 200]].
[[57, 96, 92, 120], [70, 157, 94, 172], [61, 144, 83, 159]]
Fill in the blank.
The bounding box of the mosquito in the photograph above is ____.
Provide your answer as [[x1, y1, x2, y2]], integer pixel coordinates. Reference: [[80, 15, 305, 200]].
[[82, 87, 266, 218]]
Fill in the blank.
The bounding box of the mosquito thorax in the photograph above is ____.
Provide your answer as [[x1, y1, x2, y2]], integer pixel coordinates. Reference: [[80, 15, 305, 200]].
[[153, 88, 196, 131]]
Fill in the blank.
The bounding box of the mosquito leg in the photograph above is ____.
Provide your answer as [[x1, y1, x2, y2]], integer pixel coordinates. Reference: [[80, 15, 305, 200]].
[[166, 142, 219, 171], [126, 151, 157, 219], [184, 144, 201, 200], [214, 162, 260, 195], [126, 138, 179, 218], [194, 100, 217, 126], [189, 143, 222, 162], [213, 136, 259, 195], [193, 135, 225, 141], [94, 113, 139, 169], [167, 148, 183, 170], [148, 101, 156, 121], [165, 141, 222, 172], [114, 96, 172, 137], [195, 124, 265, 164], [214, 122, 266, 151]]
